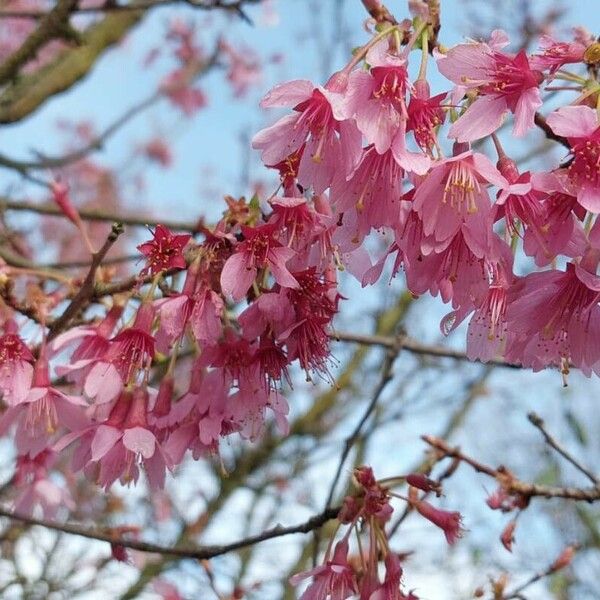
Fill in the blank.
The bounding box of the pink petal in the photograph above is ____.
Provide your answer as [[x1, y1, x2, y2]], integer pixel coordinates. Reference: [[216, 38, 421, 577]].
[[546, 105, 599, 138], [220, 253, 256, 301], [84, 362, 123, 404], [123, 426, 156, 459], [91, 425, 123, 461], [578, 184, 600, 213], [259, 79, 314, 108], [449, 96, 507, 142], [513, 87, 542, 137]]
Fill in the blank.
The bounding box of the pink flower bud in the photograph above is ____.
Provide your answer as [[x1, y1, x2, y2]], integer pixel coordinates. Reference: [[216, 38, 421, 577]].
[[406, 473, 441, 495], [550, 545, 576, 572], [500, 519, 517, 552], [50, 180, 80, 226]]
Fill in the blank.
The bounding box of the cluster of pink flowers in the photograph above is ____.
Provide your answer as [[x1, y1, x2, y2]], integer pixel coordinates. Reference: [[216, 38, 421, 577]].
[[252, 20, 600, 378], [291, 466, 462, 600], [0, 181, 342, 495], [1, 8, 600, 581]]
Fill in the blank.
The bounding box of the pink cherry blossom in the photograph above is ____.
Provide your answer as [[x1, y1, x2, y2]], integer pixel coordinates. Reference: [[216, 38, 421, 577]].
[[137, 224, 191, 276], [530, 34, 587, 74], [252, 78, 362, 193], [413, 148, 507, 255], [505, 257, 600, 374], [438, 31, 543, 141], [546, 105, 600, 212], [0, 325, 34, 405], [290, 538, 358, 600], [220, 223, 299, 301]]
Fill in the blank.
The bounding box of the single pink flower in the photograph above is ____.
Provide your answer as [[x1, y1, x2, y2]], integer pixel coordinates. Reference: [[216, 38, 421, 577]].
[[331, 146, 404, 243], [252, 77, 362, 193], [546, 105, 600, 212], [84, 304, 156, 402], [505, 257, 600, 375], [438, 31, 543, 141], [290, 538, 358, 600], [415, 499, 463, 545], [413, 148, 507, 256], [0, 326, 34, 405], [142, 138, 173, 167], [137, 224, 191, 276], [530, 34, 587, 74], [407, 80, 446, 153], [220, 223, 299, 301], [0, 348, 89, 457]]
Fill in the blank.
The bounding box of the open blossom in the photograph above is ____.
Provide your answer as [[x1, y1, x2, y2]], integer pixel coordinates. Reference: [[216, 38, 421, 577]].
[[530, 33, 588, 73], [438, 30, 543, 141], [546, 105, 600, 212], [0, 325, 34, 405], [413, 147, 507, 255], [341, 40, 410, 153], [84, 304, 156, 404], [290, 538, 358, 600], [137, 224, 191, 276], [523, 172, 587, 267], [331, 146, 405, 242], [505, 256, 600, 374], [0, 348, 88, 457], [220, 223, 299, 301], [57, 387, 172, 490], [407, 80, 446, 153], [252, 77, 362, 193], [12, 450, 75, 517]]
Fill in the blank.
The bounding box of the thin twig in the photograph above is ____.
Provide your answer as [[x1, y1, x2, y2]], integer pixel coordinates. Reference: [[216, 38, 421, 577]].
[[527, 412, 598, 485], [48, 222, 124, 338], [423, 436, 600, 502], [323, 333, 404, 510]]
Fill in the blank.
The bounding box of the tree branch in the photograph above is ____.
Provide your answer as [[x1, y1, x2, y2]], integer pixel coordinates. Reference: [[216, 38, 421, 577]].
[[0, 504, 340, 559], [423, 435, 600, 502], [48, 222, 124, 338]]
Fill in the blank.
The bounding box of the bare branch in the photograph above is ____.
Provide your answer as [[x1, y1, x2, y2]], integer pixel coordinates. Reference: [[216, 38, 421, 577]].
[[48, 222, 124, 337], [528, 412, 598, 485], [0, 504, 340, 560]]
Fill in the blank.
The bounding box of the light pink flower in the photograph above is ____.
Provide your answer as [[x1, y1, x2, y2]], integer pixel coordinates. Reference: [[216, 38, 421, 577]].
[[220, 223, 299, 301], [546, 105, 600, 212], [438, 31, 543, 141], [530, 34, 587, 74], [0, 326, 34, 405], [0, 349, 88, 457], [413, 148, 507, 256], [290, 538, 358, 600], [252, 78, 362, 193], [505, 257, 600, 374]]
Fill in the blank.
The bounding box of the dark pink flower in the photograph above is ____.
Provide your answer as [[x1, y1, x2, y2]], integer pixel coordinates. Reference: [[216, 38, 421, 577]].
[[438, 30, 543, 141], [137, 224, 191, 276], [407, 80, 446, 153], [415, 499, 463, 545]]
